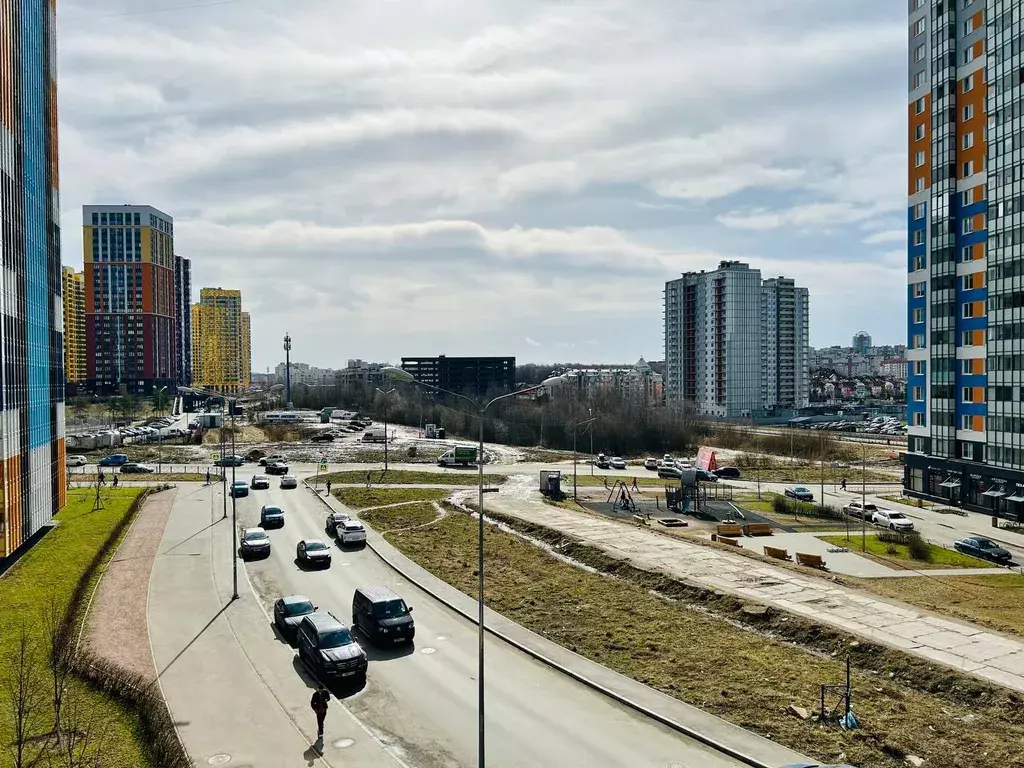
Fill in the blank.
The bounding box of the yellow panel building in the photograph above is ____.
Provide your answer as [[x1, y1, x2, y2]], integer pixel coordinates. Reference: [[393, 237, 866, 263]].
[[191, 288, 252, 394], [61, 266, 86, 383]]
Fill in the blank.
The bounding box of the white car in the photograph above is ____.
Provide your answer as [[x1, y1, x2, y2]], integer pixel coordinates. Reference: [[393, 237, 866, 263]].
[[610, 457, 627, 470], [66, 455, 88, 467], [336, 520, 367, 546], [280, 475, 298, 489], [872, 509, 915, 532], [644, 457, 659, 471], [843, 501, 879, 519]]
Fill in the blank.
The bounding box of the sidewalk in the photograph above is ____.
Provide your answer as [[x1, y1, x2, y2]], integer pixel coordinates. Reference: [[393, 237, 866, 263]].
[[487, 495, 1024, 694]]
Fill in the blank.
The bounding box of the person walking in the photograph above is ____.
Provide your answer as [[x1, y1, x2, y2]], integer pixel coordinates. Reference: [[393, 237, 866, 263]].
[[98, 470, 106, 486], [112, 473, 119, 488], [841, 477, 847, 491], [310, 685, 330, 740], [631, 477, 639, 492], [325, 480, 332, 496], [205, 467, 211, 485]]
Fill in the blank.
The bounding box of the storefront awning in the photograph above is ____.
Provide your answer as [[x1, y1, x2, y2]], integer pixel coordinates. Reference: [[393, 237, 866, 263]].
[[940, 478, 961, 488], [1006, 494, 1024, 504], [982, 488, 1007, 498]]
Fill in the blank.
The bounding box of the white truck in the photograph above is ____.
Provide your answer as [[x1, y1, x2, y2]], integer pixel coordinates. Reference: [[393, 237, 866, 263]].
[[438, 444, 478, 467], [362, 429, 387, 443]]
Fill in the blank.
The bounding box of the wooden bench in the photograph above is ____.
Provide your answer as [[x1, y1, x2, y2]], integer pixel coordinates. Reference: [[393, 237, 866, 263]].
[[718, 536, 740, 547], [743, 523, 773, 537], [632, 514, 650, 527], [795, 552, 826, 569], [763, 546, 790, 561], [716, 523, 743, 537]]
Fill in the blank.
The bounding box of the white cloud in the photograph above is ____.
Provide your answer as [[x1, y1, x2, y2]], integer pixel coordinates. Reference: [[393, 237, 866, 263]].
[[862, 229, 906, 245]]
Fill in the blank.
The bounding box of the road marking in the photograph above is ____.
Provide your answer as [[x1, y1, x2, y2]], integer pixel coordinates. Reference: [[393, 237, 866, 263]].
[[207, 756, 231, 765], [419, 647, 436, 655]]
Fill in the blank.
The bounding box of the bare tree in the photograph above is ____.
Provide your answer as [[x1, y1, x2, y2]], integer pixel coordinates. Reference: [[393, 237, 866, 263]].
[[47, 688, 110, 768], [44, 597, 76, 743], [3, 626, 46, 768]]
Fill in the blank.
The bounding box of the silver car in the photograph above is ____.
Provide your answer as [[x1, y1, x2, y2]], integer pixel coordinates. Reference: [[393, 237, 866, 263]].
[[280, 475, 298, 489], [337, 520, 367, 547]]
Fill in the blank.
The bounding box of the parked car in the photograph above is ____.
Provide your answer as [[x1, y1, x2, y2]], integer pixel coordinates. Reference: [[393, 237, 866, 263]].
[[230, 480, 249, 498], [351, 586, 415, 645], [953, 536, 1012, 563], [643, 457, 659, 471], [280, 475, 298, 489], [310, 432, 336, 443], [336, 520, 367, 547], [66, 454, 88, 467], [594, 453, 610, 469], [296, 612, 367, 684], [325, 510, 350, 536], [250, 474, 270, 490], [261, 504, 285, 528], [98, 454, 129, 467], [842, 501, 878, 519], [871, 509, 914, 532], [119, 463, 155, 474], [695, 469, 718, 482], [265, 462, 289, 476], [609, 457, 627, 470], [273, 595, 316, 642], [296, 539, 332, 568], [713, 466, 741, 479], [214, 455, 246, 467], [259, 454, 286, 466], [658, 465, 683, 479], [784, 486, 814, 502], [239, 527, 271, 559]]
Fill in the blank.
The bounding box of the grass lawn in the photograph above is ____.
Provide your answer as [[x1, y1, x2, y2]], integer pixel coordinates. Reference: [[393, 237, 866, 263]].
[[375, 510, 1023, 768], [741, 465, 899, 484], [0, 488, 151, 768], [322, 469, 506, 486], [73, 473, 217, 483], [334, 486, 451, 509], [359, 502, 440, 531], [852, 573, 1024, 638], [818, 534, 995, 570], [734, 494, 846, 532]]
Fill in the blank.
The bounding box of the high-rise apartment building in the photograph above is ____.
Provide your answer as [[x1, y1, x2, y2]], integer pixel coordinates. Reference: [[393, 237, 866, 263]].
[[174, 255, 192, 386], [852, 331, 872, 356], [904, 1, 1024, 514], [1, 2, 67, 560], [664, 261, 809, 418], [83, 205, 177, 395], [191, 288, 251, 394], [62, 267, 86, 384]]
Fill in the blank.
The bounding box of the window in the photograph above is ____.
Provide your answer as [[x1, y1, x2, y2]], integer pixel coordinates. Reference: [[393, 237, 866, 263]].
[[964, 45, 976, 64], [913, 307, 925, 323], [963, 103, 974, 121], [913, 333, 926, 349], [962, 188, 975, 206], [913, 70, 927, 89], [963, 387, 973, 402], [916, 177, 926, 192], [960, 245, 974, 262], [913, 230, 925, 245], [913, 281, 926, 297], [962, 217, 975, 234], [911, 0, 925, 8], [915, 96, 926, 114], [915, 43, 926, 62], [963, 18, 975, 36], [962, 330, 974, 345], [912, 255, 926, 271], [963, 132, 974, 149], [915, 149, 926, 167], [913, 412, 926, 427], [913, 360, 926, 376], [962, 414, 973, 430], [915, 123, 926, 140], [963, 271, 981, 289], [913, 17, 926, 36], [914, 202, 926, 219], [964, 73, 975, 92], [913, 386, 924, 401], [961, 442, 974, 459]]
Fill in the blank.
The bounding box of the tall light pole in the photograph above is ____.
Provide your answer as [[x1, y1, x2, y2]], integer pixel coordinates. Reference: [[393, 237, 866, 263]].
[[230, 396, 238, 599], [571, 416, 597, 501], [861, 438, 867, 552], [375, 388, 396, 470], [589, 407, 595, 476], [283, 333, 293, 409], [381, 367, 567, 768]]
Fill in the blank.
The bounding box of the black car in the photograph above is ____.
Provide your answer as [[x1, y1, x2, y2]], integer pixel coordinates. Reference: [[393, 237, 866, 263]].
[[273, 595, 316, 642], [250, 474, 270, 490], [261, 504, 285, 528], [325, 511, 350, 536], [352, 586, 415, 645], [296, 612, 368, 684], [120, 462, 156, 474], [311, 432, 336, 443], [695, 469, 718, 482], [297, 539, 332, 568], [953, 536, 1012, 563], [265, 462, 289, 476], [713, 466, 741, 478], [240, 527, 271, 559]]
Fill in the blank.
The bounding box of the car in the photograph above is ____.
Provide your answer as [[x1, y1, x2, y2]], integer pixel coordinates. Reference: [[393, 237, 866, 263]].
[[250, 474, 270, 490], [713, 466, 740, 478], [297, 539, 332, 568], [310, 432, 336, 443], [843, 501, 878, 518], [188, 419, 200, 430], [259, 454, 286, 466], [296, 612, 368, 684], [273, 595, 317, 643], [239, 527, 271, 559], [695, 468, 718, 482], [336, 519, 367, 547], [352, 586, 415, 645], [609, 457, 627, 470], [66, 454, 88, 467], [658, 465, 683, 479], [643, 457, 659, 471], [230, 480, 249, 497], [872, 509, 914, 532], [265, 462, 289, 476], [98, 454, 129, 467], [260, 504, 285, 528], [953, 536, 1012, 563], [280, 475, 298, 489], [784, 486, 814, 501], [325, 510, 350, 536], [119, 463, 156, 474], [214, 455, 246, 467]]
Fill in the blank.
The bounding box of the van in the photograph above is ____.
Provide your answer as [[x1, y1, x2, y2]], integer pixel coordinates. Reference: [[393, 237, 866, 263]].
[[296, 612, 368, 683], [351, 586, 415, 645]]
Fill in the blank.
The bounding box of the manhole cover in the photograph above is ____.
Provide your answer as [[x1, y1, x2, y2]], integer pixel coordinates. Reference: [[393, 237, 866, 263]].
[[207, 756, 231, 766], [420, 647, 436, 655], [332, 738, 356, 749]]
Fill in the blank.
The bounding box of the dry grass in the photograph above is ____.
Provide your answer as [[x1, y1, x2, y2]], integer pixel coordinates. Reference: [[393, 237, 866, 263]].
[[819, 534, 995, 571], [334, 486, 451, 509], [322, 469, 505, 486], [378, 510, 1024, 768], [360, 502, 440, 531]]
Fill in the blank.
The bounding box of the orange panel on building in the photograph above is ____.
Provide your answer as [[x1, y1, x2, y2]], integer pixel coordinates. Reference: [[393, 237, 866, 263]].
[[972, 415, 986, 432], [908, 94, 932, 195], [957, 68, 987, 179]]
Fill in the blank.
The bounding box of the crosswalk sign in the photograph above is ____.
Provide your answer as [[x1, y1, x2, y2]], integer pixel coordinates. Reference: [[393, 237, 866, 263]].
[[318, 462, 328, 472]]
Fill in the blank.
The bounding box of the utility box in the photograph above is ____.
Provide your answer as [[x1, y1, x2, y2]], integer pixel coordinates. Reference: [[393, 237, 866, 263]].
[[539, 470, 562, 497], [425, 423, 439, 438], [198, 412, 223, 429]]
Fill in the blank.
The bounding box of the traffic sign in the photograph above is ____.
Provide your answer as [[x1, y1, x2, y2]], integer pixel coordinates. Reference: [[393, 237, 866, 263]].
[[318, 463, 329, 472]]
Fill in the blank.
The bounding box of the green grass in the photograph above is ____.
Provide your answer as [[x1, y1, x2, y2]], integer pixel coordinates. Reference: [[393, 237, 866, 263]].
[[819, 534, 995, 570], [73, 473, 217, 483], [373, 510, 1024, 768], [0, 488, 151, 768], [359, 502, 441, 532], [334, 486, 451, 509], [322, 469, 506, 486], [734, 494, 845, 532]]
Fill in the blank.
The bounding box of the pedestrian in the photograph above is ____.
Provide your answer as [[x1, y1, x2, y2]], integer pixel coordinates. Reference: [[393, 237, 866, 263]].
[[365, 470, 371, 489], [112, 473, 119, 488], [631, 477, 639, 492], [98, 470, 106, 486], [326, 480, 332, 496], [841, 477, 847, 491], [205, 467, 211, 485], [310, 685, 329, 740]]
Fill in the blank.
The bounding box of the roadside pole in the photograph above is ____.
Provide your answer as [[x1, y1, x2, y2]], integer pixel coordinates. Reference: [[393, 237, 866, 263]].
[[231, 397, 238, 600], [220, 399, 227, 520], [861, 440, 867, 552]]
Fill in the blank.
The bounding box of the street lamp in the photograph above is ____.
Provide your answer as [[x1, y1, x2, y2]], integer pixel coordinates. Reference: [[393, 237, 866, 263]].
[[375, 387, 397, 471], [571, 415, 597, 501], [380, 366, 568, 768]]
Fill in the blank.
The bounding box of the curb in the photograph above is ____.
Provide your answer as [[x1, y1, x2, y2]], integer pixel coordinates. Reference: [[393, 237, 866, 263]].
[[303, 482, 776, 768]]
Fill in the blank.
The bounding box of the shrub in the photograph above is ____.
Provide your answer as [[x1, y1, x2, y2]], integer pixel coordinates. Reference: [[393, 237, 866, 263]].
[[407, 445, 417, 458], [771, 495, 791, 515], [878, 530, 911, 545], [886, 543, 899, 555], [906, 534, 932, 562]]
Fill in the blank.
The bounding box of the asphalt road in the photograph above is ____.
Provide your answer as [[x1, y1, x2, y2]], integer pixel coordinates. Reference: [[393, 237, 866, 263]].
[[233, 480, 756, 768]]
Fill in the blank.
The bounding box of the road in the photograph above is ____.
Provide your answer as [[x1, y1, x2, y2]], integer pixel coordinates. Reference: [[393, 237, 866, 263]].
[[230, 480, 786, 768]]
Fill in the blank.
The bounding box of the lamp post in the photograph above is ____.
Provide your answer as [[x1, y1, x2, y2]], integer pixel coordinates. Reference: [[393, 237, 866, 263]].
[[571, 416, 597, 501], [375, 388, 396, 471], [589, 407, 595, 476], [283, 333, 293, 409], [380, 367, 568, 768]]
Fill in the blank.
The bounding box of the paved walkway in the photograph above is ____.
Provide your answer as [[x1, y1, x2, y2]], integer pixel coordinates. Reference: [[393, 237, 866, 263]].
[[489, 495, 1024, 694]]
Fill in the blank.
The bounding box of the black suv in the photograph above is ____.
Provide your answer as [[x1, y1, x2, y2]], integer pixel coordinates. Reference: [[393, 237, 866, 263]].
[[265, 461, 289, 476], [352, 586, 415, 645], [296, 612, 367, 684]]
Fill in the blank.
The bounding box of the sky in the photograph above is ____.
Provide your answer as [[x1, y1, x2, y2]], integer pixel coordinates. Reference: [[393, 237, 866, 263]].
[[57, 0, 908, 372]]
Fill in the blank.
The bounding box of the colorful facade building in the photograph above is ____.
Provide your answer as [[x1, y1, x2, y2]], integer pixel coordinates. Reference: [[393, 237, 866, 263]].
[[83, 205, 178, 395], [174, 255, 192, 386], [904, 1, 1024, 514], [0, 0, 67, 560], [62, 266, 86, 383], [192, 288, 252, 394]]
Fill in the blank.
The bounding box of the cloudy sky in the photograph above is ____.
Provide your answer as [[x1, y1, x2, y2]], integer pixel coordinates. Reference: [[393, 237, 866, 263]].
[[58, 0, 907, 372]]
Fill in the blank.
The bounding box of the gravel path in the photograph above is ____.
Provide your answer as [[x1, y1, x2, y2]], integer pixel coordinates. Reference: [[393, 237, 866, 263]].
[[82, 487, 179, 682]]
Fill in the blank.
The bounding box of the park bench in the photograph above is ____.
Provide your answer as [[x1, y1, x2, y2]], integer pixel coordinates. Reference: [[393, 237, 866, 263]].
[[716, 523, 743, 537], [717, 536, 740, 547], [795, 552, 826, 569], [743, 523, 773, 537], [763, 546, 790, 561]]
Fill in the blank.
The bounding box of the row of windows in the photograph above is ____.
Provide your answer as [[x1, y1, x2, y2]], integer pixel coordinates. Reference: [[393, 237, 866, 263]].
[[89, 210, 173, 234]]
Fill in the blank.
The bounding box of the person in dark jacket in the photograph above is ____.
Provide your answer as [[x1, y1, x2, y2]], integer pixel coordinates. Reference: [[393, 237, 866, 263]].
[[310, 686, 329, 739]]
